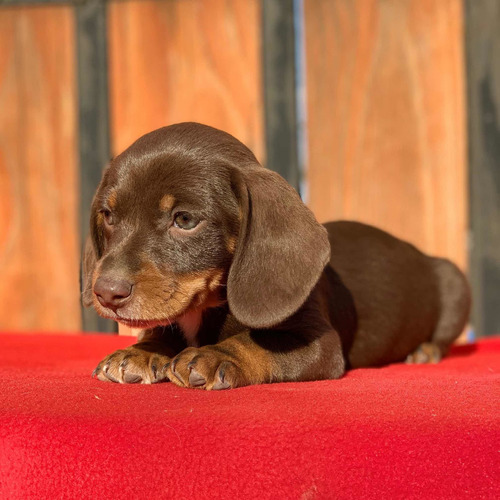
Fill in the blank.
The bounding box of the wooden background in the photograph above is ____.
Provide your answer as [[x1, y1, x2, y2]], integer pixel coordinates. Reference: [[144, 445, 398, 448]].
[[305, 0, 467, 270], [466, 0, 500, 337], [0, 0, 469, 333], [0, 6, 80, 332], [108, 0, 264, 161]]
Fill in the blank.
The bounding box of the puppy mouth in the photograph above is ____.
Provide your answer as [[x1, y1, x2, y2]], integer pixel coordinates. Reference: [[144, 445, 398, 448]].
[[92, 301, 176, 329], [116, 318, 173, 329]]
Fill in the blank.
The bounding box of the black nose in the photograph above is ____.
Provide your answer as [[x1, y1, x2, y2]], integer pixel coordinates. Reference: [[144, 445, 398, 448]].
[[94, 276, 133, 312]]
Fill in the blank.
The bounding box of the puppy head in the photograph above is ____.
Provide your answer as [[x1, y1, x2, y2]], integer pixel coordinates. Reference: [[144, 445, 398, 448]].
[[83, 122, 330, 329]]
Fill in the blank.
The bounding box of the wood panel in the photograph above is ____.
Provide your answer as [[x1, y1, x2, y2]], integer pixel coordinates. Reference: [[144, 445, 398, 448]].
[[0, 7, 80, 332], [465, 0, 500, 336], [108, 0, 264, 162], [304, 0, 467, 270], [262, 0, 300, 190], [76, 0, 117, 333]]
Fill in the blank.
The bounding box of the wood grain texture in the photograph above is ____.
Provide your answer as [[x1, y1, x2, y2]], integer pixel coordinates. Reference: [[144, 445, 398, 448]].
[[262, 0, 300, 189], [108, 0, 264, 162], [304, 0, 467, 270], [0, 7, 80, 332], [465, 0, 500, 336]]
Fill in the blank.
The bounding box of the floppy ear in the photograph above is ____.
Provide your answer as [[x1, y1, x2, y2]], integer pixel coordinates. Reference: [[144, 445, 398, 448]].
[[227, 167, 330, 329], [81, 235, 96, 307], [81, 196, 106, 307]]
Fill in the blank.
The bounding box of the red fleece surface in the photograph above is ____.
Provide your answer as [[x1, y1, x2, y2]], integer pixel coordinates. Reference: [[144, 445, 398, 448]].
[[0, 334, 498, 499]]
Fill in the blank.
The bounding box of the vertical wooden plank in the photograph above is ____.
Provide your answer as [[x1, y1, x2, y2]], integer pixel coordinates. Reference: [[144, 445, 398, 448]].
[[0, 6, 80, 332], [262, 0, 299, 189], [108, 0, 264, 161], [76, 0, 116, 333], [304, 0, 467, 271], [465, 0, 500, 336]]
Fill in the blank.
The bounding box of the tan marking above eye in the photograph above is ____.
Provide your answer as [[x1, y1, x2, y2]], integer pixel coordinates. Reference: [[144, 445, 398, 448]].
[[160, 194, 176, 212], [107, 190, 118, 209]]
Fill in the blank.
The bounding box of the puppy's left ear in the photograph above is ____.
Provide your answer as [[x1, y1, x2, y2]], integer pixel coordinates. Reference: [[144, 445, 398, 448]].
[[81, 193, 106, 307], [228, 167, 330, 329], [81, 235, 96, 307]]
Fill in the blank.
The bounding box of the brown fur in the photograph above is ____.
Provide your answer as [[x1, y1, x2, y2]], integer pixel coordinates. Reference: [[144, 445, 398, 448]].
[[85, 122, 471, 389]]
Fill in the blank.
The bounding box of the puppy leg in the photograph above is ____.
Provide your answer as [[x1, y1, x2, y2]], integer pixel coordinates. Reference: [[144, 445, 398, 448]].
[[405, 342, 442, 364], [93, 327, 182, 384], [166, 329, 345, 390]]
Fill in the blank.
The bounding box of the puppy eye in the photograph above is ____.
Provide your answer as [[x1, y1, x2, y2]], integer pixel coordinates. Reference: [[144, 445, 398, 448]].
[[173, 211, 199, 230], [100, 209, 114, 226]]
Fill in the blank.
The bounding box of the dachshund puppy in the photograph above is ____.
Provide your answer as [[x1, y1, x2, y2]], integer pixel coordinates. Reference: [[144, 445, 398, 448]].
[[84, 122, 470, 389]]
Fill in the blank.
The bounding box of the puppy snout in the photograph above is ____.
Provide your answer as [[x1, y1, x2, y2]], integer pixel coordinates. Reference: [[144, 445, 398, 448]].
[[94, 276, 133, 312]]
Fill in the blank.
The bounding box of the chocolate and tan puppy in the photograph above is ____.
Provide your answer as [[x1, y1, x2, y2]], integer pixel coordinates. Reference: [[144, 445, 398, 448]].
[[84, 122, 470, 389]]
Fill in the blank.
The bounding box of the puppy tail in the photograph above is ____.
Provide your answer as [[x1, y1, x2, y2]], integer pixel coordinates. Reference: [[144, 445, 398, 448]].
[[431, 258, 471, 353]]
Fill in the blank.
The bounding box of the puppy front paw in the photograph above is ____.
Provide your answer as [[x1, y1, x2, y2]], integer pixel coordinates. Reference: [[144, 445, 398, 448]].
[[166, 346, 246, 390], [93, 345, 171, 384]]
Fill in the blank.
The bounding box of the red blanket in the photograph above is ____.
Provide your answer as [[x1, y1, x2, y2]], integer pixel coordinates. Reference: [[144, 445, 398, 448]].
[[0, 333, 498, 499]]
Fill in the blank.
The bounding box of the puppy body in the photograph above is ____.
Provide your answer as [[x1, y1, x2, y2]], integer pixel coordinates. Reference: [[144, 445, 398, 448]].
[[85, 123, 470, 389]]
